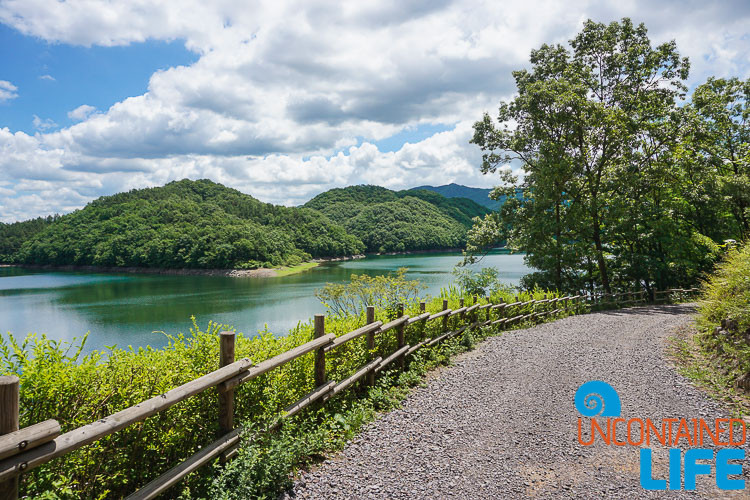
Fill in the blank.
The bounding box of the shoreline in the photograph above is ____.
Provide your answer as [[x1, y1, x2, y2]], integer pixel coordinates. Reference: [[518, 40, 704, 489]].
[[0, 255, 368, 278], [372, 247, 465, 256], [0, 248, 512, 277]]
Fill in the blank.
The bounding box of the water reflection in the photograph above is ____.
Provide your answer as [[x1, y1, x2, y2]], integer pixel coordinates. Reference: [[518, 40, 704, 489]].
[[0, 253, 529, 353]]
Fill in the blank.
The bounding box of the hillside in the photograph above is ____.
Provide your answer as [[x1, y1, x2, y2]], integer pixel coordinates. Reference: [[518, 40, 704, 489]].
[[303, 185, 490, 253], [7, 179, 364, 269], [0, 216, 58, 263], [412, 183, 525, 211], [2, 181, 492, 270]]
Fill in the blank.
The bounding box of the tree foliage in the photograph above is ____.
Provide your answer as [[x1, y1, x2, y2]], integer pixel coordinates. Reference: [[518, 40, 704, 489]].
[[469, 18, 743, 294], [314, 267, 425, 317], [451, 266, 512, 297], [8, 179, 364, 269], [304, 185, 489, 253], [0, 216, 58, 262]]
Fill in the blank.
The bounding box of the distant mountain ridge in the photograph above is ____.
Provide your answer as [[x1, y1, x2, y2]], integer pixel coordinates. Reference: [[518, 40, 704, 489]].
[[412, 183, 501, 210]]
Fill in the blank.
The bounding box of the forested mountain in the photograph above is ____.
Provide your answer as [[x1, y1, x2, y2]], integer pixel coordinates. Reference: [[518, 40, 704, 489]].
[[303, 185, 490, 253], [1, 180, 488, 269], [5, 180, 363, 269], [0, 216, 58, 263], [412, 183, 496, 210], [412, 183, 497, 209]]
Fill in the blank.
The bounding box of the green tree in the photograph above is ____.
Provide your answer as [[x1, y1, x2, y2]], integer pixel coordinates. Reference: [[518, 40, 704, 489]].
[[470, 18, 692, 293], [688, 77, 750, 239]]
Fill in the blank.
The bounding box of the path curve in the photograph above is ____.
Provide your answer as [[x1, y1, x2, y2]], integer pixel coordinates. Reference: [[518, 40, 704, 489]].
[[285, 304, 749, 499]]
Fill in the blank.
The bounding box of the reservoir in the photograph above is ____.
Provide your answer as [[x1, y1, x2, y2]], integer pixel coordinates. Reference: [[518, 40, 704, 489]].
[[0, 252, 529, 354]]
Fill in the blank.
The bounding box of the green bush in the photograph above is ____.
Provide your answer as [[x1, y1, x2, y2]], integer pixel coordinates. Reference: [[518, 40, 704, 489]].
[[452, 266, 515, 297], [314, 267, 425, 318], [696, 241, 750, 385]]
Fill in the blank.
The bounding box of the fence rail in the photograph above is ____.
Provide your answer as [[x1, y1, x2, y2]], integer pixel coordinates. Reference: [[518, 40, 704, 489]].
[[0, 287, 700, 499]]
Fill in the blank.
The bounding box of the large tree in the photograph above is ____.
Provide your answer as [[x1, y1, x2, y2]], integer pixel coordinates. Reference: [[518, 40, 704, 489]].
[[688, 77, 750, 240], [470, 18, 692, 293]]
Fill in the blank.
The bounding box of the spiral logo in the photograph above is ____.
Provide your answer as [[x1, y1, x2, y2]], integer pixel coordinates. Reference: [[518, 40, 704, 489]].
[[574, 380, 621, 417]]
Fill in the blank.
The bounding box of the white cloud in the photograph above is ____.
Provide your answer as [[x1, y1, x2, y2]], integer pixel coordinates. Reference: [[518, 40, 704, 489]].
[[32, 115, 57, 131], [39, 74, 55, 81], [0, 80, 18, 102], [67, 104, 97, 122], [0, 0, 748, 221]]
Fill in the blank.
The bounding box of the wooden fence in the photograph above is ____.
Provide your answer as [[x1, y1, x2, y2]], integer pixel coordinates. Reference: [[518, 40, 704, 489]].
[[0, 287, 700, 499]]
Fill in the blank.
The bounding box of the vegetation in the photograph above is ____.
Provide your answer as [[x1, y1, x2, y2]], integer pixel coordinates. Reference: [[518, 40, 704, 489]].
[[275, 262, 319, 277], [468, 18, 746, 295], [3, 179, 364, 269], [304, 185, 489, 253], [669, 241, 750, 417], [0, 216, 57, 263], [451, 266, 513, 297], [1, 181, 491, 270], [0, 274, 567, 499], [696, 242, 750, 389], [413, 183, 524, 211], [314, 267, 425, 317]]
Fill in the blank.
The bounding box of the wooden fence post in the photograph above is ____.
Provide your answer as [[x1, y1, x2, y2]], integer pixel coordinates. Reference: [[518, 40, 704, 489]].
[[314, 315, 327, 387], [441, 299, 449, 333], [366, 306, 376, 386], [485, 295, 491, 322], [218, 331, 235, 464], [0, 375, 19, 500], [419, 302, 426, 340], [459, 298, 465, 322], [396, 304, 406, 370]]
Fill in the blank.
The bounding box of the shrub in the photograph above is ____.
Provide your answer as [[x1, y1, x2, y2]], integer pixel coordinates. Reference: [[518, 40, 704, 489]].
[[451, 265, 515, 297], [696, 241, 750, 386], [314, 267, 425, 318]]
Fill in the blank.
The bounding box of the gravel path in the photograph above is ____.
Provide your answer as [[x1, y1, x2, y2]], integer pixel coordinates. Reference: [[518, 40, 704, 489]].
[[284, 304, 749, 499]]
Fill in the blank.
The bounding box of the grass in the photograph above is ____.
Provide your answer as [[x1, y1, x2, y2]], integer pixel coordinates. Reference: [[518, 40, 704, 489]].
[[667, 241, 750, 419], [274, 262, 319, 276], [668, 325, 750, 419]]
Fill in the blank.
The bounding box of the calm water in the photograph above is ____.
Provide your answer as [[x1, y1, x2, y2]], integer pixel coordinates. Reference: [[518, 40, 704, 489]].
[[0, 252, 529, 353]]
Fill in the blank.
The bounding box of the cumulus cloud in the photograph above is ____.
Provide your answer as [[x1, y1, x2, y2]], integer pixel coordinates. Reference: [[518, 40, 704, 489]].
[[39, 74, 55, 81], [0, 80, 18, 101], [67, 104, 97, 122], [0, 0, 749, 221], [32, 115, 57, 131]]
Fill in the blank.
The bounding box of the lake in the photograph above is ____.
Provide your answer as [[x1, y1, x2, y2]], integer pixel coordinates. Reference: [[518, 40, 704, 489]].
[[0, 252, 530, 354]]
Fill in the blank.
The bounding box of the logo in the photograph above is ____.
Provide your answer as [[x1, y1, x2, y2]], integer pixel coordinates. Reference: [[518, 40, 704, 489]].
[[574, 380, 746, 491], [575, 380, 621, 417]]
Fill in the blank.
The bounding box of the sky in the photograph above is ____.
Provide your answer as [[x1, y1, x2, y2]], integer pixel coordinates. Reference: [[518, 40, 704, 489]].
[[1, 1, 749, 223]]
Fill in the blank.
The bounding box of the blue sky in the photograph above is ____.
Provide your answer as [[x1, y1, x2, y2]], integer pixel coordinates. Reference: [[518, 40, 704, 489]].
[[0, 24, 198, 134], [0, 0, 749, 222]]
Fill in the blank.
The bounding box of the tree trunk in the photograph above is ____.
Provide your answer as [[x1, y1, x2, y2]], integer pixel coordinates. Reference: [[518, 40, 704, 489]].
[[555, 200, 562, 290], [591, 209, 611, 294]]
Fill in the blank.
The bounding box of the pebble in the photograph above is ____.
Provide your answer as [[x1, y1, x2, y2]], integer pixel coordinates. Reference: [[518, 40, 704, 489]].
[[281, 304, 748, 499]]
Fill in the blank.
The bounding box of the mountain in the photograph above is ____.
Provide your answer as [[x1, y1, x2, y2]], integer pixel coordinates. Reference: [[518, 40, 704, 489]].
[[2, 180, 493, 269], [304, 185, 490, 253], [411, 183, 502, 210], [0, 216, 58, 263], [6, 179, 364, 269]]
